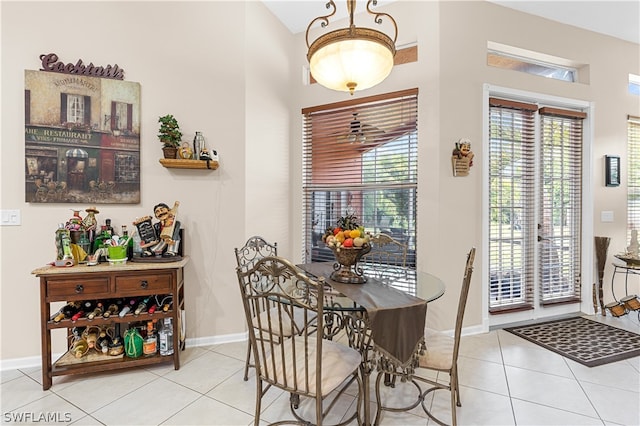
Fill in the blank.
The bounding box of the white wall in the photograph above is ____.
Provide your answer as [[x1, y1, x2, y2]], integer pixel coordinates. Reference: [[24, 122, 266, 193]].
[[1, 0, 638, 365], [0, 1, 292, 364], [289, 0, 640, 331]]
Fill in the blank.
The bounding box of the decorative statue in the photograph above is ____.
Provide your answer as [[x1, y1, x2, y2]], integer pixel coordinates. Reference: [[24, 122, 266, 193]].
[[628, 230, 639, 257], [133, 201, 181, 257], [452, 138, 474, 176]]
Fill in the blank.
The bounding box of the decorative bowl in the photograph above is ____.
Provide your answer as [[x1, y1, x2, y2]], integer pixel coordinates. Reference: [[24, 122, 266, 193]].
[[328, 244, 371, 284]]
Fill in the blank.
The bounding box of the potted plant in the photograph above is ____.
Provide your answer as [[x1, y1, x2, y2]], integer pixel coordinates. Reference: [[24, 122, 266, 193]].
[[158, 114, 183, 159]]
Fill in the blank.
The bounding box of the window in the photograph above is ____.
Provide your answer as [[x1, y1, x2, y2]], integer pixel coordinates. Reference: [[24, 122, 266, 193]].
[[488, 97, 585, 312], [629, 74, 640, 96], [487, 42, 581, 83], [109, 101, 133, 132], [629, 116, 640, 240], [60, 93, 91, 126], [302, 89, 418, 266]]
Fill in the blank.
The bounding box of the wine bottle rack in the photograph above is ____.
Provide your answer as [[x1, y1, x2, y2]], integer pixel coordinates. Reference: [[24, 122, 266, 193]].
[[32, 258, 188, 390]]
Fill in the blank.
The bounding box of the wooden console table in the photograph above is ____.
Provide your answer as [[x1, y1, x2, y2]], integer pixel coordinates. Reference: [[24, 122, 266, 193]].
[[32, 257, 188, 390]]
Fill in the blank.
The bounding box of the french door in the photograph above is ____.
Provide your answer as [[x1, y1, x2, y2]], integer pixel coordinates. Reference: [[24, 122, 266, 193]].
[[486, 91, 588, 325]]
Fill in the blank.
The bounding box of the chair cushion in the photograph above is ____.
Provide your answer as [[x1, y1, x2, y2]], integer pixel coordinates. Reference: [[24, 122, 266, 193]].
[[261, 337, 361, 397], [418, 328, 454, 370], [253, 306, 315, 338]]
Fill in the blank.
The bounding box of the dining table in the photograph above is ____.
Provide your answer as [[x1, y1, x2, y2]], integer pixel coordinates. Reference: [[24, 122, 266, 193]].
[[296, 261, 446, 425]]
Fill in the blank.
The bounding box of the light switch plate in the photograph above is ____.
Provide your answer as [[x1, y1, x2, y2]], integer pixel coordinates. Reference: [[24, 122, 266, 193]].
[[1, 209, 21, 226], [601, 211, 614, 223]]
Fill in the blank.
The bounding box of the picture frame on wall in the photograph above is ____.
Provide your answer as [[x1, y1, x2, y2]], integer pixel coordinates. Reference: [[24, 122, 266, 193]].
[[24, 70, 141, 203], [605, 155, 621, 187]]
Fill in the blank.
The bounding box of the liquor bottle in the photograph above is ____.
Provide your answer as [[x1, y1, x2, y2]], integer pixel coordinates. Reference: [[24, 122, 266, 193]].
[[143, 321, 157, 356], [105, 218, 114, 236], [134, 296, 151, 315], [51, 301, 81, 322], [108, 324, 124, 356], [55, 223, 73, 260], [158, 317, 174, 356], [121, 225, 134, 259], [131, 228, 143, 258], [119, 298, 137, 317], [87, 302, 103, 320]]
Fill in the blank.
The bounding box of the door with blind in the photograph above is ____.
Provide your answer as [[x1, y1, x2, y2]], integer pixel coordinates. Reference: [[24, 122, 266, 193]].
[[487, 95, 587, 322]]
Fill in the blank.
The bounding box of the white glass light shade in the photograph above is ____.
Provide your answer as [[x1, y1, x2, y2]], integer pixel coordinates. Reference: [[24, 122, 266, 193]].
[[308, 28, 395, 94]]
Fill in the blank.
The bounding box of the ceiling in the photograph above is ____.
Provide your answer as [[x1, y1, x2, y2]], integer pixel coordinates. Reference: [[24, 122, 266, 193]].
[[262, 0, 640, 45]]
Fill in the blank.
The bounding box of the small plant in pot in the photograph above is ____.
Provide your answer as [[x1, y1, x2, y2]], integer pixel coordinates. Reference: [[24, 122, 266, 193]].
[[158, 114, 183, 159]]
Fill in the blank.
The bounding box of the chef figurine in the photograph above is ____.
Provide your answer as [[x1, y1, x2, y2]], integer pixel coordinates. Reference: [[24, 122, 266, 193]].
[[151, 201, 181, 256], [452, 138, 474, 176]]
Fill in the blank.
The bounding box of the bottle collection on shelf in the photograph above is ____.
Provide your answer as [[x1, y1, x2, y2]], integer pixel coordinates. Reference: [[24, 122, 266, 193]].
[[53, 295, 175, 359], [54, 202, 181, 265]]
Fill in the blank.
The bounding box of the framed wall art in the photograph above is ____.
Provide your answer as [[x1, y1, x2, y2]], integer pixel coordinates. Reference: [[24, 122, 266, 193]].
[[605, 155, 620, 187], [24, 68, 141, 203]]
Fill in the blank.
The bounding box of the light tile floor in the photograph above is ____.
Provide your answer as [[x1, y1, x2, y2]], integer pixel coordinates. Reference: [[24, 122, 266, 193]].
[[1, 314, 638, 425]]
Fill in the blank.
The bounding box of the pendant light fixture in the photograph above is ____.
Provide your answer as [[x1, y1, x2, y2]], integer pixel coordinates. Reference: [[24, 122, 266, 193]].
[[306, 0, 397, 95]]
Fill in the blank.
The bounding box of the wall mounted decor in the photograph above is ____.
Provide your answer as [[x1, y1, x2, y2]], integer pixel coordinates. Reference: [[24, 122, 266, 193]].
[[25, 68, 141, 203], [452, 138, 474, 176], [605, 155, 620, 187]]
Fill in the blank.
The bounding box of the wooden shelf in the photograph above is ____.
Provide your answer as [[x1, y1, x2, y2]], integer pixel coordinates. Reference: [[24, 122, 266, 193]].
[[159, 158, 219, 170]]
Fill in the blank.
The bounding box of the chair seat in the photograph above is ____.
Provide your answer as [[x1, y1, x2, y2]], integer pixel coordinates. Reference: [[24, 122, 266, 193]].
[[419, 328, 454, 370], [253, 306, 316, 338], [261, 337, 361, 397]]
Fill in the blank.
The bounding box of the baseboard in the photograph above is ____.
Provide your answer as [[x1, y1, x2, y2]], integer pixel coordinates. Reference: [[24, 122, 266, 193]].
[[0, 331, 249, 372]]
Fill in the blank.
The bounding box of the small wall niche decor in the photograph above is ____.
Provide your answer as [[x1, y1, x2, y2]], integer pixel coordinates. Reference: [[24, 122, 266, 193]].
[[452, 138, 474, 177], [605, 155, 620, 187]]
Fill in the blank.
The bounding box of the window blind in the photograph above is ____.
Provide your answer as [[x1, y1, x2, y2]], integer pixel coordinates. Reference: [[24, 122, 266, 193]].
[[302, 89, 418, 265], [488, 98, 537, 312], [538, 108, 584, 304], [629, 116, 640, 240]]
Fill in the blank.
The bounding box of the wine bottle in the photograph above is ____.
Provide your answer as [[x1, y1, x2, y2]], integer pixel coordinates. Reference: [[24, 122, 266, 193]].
[[147, 303, 157, 314], [96, 328, 112, 354], [87, 302, 103, 320], [71, 300, 94, 321], [51, 301, 81, 323], [134, 296, 151, 315], [72, 339, 88, 358], [119, 298, 137, 317], [103, 301, 119, 318]]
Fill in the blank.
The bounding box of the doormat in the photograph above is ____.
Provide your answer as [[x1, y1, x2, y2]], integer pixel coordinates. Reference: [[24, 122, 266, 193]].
[[505, 316, 640, 367]]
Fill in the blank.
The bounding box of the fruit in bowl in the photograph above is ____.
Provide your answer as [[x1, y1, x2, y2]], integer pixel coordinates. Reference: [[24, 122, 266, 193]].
[[322, 212, 370, 251]]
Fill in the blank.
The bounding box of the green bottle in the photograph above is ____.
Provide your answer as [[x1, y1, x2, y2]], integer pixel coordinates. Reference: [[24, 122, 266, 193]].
[[55, 223, 73, 260]]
